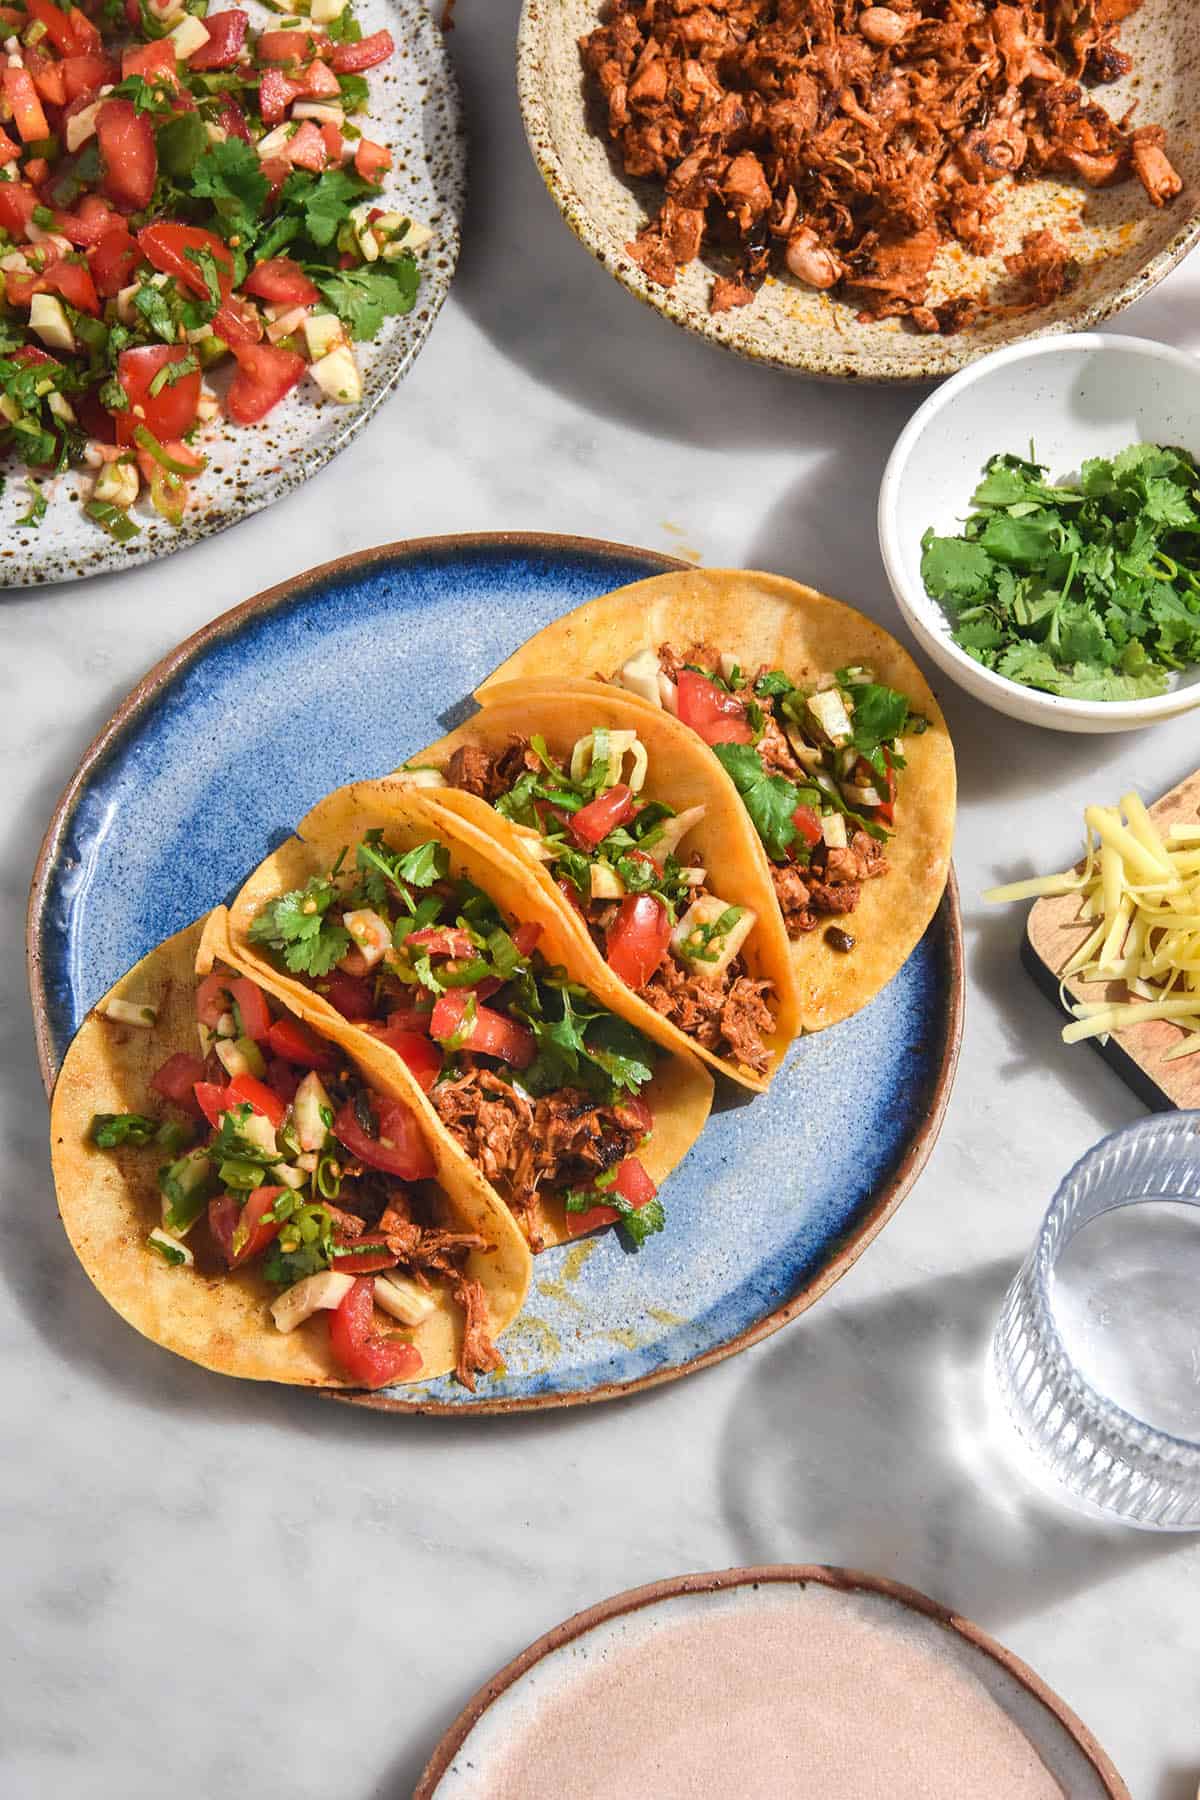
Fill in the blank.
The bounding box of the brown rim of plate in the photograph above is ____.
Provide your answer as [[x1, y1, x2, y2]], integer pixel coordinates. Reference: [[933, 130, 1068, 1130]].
[[414, 1563, 1130, 1799], [26, 533, 689, 1097], [27, 531, 963, 1418]]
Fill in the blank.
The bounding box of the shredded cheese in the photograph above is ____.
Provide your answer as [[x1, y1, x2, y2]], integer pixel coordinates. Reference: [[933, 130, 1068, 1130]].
[[985, 791, 1200, 1060]]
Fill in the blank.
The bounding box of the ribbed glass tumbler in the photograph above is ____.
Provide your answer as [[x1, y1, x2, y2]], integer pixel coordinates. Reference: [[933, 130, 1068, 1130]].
[[991, 1113, 1200, 1530]]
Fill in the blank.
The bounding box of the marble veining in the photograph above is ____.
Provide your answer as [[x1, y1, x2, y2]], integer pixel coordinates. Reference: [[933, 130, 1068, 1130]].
[[5, 3, 1200, 1795]]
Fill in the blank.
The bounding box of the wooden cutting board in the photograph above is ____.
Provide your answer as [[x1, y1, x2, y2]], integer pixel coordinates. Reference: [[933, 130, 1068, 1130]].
[[1023, 769, 1200, 1114]]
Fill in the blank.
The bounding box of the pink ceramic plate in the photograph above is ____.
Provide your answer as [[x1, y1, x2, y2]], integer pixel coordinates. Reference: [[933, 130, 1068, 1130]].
[[417, 1566, 1128, 1798]]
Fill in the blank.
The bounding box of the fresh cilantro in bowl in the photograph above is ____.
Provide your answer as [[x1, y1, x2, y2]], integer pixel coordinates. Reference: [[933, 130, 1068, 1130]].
[[919, 445, 1200, 701]]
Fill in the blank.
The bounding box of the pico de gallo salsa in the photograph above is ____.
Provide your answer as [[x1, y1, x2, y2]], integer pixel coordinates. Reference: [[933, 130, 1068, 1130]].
[[611, 643, 927, 946], [245, 830, 668, 1253], [410, 723, 780, 1079], [0, 0, 423, 536], [92, 960, 501, 1390]]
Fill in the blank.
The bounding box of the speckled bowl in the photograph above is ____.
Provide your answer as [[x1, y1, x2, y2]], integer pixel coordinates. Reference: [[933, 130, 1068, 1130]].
[[0, 0, 465, 589], [517, 0, 1200, 383]]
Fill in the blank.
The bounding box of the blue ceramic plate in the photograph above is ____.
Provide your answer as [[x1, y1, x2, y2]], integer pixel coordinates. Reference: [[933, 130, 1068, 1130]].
[[29, 535, 962, 1412]]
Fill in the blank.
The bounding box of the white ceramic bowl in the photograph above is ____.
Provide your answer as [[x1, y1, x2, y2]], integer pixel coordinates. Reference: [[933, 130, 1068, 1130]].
[[878, 335, 1200, 734]]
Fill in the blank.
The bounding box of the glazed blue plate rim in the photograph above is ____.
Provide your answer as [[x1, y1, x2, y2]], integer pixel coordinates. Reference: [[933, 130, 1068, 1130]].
[[27, 532, 963, 1415]]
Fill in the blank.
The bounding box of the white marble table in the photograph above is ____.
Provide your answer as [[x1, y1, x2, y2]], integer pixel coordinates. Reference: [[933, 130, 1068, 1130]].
[[6, 6, 1200, 1795]]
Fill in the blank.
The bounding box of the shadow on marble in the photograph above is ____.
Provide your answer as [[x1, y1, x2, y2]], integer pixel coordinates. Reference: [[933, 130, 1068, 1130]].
[[452, 3, 932, 457], [965, 895, 1146, 1131], [1157, 1763, 1200, 1800], [719, 1256, 1188, 1632]]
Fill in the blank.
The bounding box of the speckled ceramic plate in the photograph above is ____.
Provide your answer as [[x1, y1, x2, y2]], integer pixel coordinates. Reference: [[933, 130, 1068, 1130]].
[[0, 0, 464, 589], [517, 0, 1200, 382], [417, 1567, 1128, 1798], [28, 534, 962, 1412]]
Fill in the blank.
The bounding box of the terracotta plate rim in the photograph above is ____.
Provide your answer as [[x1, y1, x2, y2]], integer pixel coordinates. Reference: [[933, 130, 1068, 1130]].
[[414, 1563, 1130, 1799]]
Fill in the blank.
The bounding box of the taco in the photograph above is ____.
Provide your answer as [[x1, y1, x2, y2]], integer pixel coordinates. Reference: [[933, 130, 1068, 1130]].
[[477, 569, 957, 1031], [49, 908, 532, 1391], [225, 782, 714, 1254], [393, 683, 801, 1090]]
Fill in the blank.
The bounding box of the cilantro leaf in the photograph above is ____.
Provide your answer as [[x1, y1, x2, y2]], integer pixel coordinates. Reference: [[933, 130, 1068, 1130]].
[[248, 874, 352, 976], [920, 444, 1200, 699], [711, 743, 798, 862], [191, 139, 270, 244], [314, 257, 419, 341], [563, 1183, 665, 1248]]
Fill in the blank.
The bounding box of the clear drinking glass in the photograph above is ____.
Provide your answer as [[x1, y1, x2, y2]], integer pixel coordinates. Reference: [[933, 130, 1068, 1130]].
[[990, 1112, 1200, 1530]]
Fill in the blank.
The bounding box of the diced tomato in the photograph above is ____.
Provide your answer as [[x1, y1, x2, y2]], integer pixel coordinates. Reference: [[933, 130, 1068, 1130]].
[[606, 894, 672, 989], [675, 668, 754, 746], [0, 182, 36, 241], [188, 8, 248, 71], [122, 39, 179, 86], [225, 340, 305, 425], [331, 29, 393, 72], [314, 968, 375, 1020], [258, 26, 326, 61], [226, 1071, 287, 1131], [23, 157, 48, 187], [354, 139, 392, 184], [210, 295, 263, 346], [570, 783, 634, 850], [566, 1157, 658, 1238], [138, 220, 232, 298], [792, 804, 822, 848], [266, 1013, 337, 1070], [302, 58, 341, 98], [75, 386, 116, 442], [429, 990, 536, 1069], [25, 50, 66, 109], [193, 1080, 231, 1130], [7, 258, 100, 316], [27, 0, 99, 56], [378, 1028, 441, 1092], [285, 119, 326, 171], [333, 1095, 436, 1181], [149, 1051, 206, 1110], [328, 1276, 423, 1388], [406, 926, 474, 959], [3, 68, 50, 144], [195, 972, 232, 1027], [97, 100, 157, 211], [264, 1056, 301, 1105], [216, 97, 252, 143], [331, 1233, 402, 1276], [57, 193, 120, 247], [113, 345, 201, 446], [243, 256, 319, 307], [209, 1185, 284, 1269], [229, 976, 272, 1043], [61, 52, 118, 101], [258, 66, 303, 124], [317, 120, 342, 163], [87, 225, 138, 298], [513, 921, 542, 957], [0, 126, 19, 166]]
